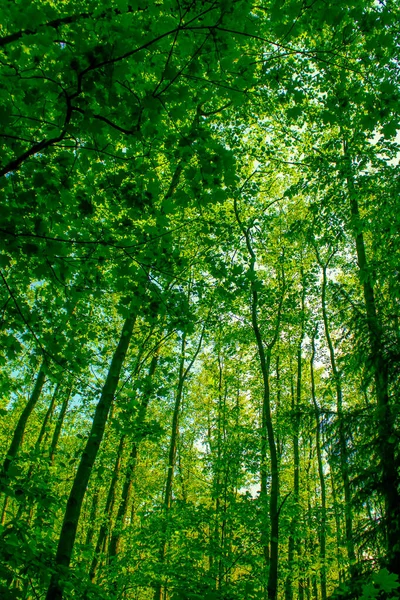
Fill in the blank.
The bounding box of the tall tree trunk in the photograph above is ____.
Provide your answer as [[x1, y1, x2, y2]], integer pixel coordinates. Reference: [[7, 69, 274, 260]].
[[234, 198, 285, 600], [310, 329, 327, 600], [286, 282, 306, 600], [234, 198, 283, 600], [285, 363, 296, 600], [254, 301, 280, 600], [344, 149, 400, 576], [45, 306, 137, 600], [15, 381, 62, 523], [153, 334, 187, 600], [153, 321, 205, 600], [2, 363, 46, 482], [89, 434, 125, 581], [219, 379, 232, 591], [49, 387, 72, 465], [35, 381, 61, 455], [329, 460, 344, 584], [319, 258, 355, 568], [211, 345, 224, 590], [85, 488, 101, 548], [296, 325, 305, 600], [109, 346, 161, 560]]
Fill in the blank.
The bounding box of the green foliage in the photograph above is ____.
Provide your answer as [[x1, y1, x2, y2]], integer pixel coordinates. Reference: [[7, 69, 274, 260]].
[[1, 0, 399, 598]]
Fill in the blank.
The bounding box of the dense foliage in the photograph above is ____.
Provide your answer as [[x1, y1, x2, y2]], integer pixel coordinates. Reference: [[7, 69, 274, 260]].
[[1, 1, 399, 599]]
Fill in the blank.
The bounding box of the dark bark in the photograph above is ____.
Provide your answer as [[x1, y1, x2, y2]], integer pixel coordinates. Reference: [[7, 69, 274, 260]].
[[85, 488, 100, 548], [153, 334, 187, 600], [15, 382, 61, 523], [345, 157, 400, 576], [35, 382, 61, 453], [45, 307, 137, 600], [323, 269, 356, 565], [329, 460, 344, 584]]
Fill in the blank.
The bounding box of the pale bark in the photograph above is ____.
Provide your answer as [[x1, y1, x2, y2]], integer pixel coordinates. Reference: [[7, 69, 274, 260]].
[[310, 330, 327, 600], [233, 197, 283, 600], [153, 323, 205, 600], [314, 247, 356, 568]]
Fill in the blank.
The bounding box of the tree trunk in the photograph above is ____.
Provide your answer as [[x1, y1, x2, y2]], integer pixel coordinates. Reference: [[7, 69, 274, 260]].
[[35, 381, 61, 454], [153, 320, 205, 600], [233, 199, 283, 600], [211, 346, 224, 590], [109, 346, 161, 560], [286, 282, 305, 600], [310, 329, 327, 600], [345, 154, 400, 576], [85, 488, 101, 548], [89, 434, 125, 581], [153, 333, 187, 600], [45, 307, 137, 600], [49, 387, 72, 465], [319, 261, 355, 568], [2, 363, 46, 482], [15, 381, 62, 523], [254, 299, 280, 600], [285, 363, 295, 600], [329, 461, 344, 584]]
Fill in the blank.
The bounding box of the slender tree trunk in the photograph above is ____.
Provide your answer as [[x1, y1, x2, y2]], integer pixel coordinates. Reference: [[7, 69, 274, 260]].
[[45, 307, 137, 600], [329, 461, 344, 584], [255, 304, 280, 600], [296, 318, 305, 600], [310, 330, 327, 600], [260, 347, 272, 591], [287, 284, 305, 600], [89, 434, 125, 581], [85, 488, 101, 548], [34, 381, 61, 455], [233, 199, 283, 600], [109, 347, 161, 559], [319, 262, 356, 568], [153, 320, 205, 600], [211, 347, 223, 590], [15, 382, 62, 523], [153, 334, 187, 600], [305, 435, 317, 600], [2, 363, 46, 482], [345, 152, 400, 576], [220, 379, 233, 591], [49, 387, 72, 465], [108, 444, 137, 560], [276, 356, 282, 459], [285, 363, 295, 600]]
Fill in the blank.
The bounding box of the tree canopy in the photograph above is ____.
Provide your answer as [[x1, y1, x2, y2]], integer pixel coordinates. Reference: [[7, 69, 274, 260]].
[[1, 1, 399, 599]]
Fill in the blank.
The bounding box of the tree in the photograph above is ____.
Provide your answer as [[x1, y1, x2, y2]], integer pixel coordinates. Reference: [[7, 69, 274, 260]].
[[1, 0, 400, 598]]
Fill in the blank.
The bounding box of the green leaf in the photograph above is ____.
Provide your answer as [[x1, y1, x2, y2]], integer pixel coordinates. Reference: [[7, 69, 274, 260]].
[[373, 569, 400, 593], [360, 582, 379, 600]]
